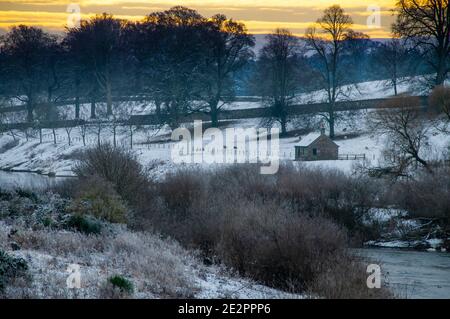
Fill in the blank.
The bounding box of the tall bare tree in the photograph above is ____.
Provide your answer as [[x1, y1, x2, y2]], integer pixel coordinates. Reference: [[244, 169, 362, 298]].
[[200, 14, 255, 127], [369, 96, 431, 176], [305, 5, 353, 138], [253, 29, 303, 136], [374, 38, 412, 95], [393, 0, 450, 86]]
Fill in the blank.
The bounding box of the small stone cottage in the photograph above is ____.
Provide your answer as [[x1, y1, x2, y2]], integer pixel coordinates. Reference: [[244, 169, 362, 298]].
[[294, 129, 339, 161]]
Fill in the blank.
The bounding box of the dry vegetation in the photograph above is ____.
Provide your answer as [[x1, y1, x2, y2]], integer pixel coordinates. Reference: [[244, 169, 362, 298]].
[[10, 143, 450, 299], [54, 145, 395, 298], [0, 190, 199, 298]]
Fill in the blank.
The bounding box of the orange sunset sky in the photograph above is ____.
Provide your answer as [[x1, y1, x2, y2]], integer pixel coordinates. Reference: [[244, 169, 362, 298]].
[[0, 0, 397, 37]]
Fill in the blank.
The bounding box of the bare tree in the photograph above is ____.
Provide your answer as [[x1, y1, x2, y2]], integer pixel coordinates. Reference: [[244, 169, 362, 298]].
[[373, 38, 412, 96], [118, 101, 139, 149], [59, 108, 74, 146], [305, 5, 354, 138], [79, 122, 89, 146], [200, 14, 255, 127], [393, 0, 450, 86], [253, 29, 302, 136], [369, 96, 431, 176], [428, 85, 450, 132]]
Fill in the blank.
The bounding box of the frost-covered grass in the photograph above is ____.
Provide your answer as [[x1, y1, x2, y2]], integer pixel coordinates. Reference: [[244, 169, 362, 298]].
[[0, 190, 304, 299]]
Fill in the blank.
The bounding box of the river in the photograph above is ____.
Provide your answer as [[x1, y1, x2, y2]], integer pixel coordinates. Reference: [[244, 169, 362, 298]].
[[356, 248, 450, 299], [0, 170, 67, 190]]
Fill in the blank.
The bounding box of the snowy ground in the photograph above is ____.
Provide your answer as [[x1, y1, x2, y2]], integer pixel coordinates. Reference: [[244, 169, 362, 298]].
[[2, 76, 446, 177], [0, 218, 303, 299], [1, 106, 448, 179], [362, 207, 448, 252]]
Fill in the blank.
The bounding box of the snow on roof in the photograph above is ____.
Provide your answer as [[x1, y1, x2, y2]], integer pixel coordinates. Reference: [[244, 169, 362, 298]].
[[296, 132, 322, 147]]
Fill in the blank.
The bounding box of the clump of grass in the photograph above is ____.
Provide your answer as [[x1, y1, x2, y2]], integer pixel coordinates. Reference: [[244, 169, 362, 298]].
[[67, 175, 128, 224], [65, 215, 102, 235], [15, 189, 39, 202], [0, 249, 29, 293], [99, 275, 135, 299], [108, 275, 134, 294]]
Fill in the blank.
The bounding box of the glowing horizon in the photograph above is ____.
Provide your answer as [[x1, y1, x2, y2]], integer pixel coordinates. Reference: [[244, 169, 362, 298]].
[[0, 1, 397, 38]]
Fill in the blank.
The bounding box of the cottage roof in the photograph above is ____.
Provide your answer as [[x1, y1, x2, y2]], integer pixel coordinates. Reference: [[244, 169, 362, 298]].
[[296, 132, 322, 147]]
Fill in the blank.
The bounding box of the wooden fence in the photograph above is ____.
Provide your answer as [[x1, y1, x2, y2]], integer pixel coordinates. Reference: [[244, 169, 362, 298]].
[[338, 153, 366, 160]]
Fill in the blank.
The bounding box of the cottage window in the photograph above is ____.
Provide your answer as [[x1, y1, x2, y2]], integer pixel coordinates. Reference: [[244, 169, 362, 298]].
[[312, 148, 317, 156]]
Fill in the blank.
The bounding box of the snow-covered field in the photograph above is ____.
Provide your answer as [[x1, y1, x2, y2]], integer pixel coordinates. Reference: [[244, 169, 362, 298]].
[[0, 107, 449, 178], [2, 77, 446, 178]]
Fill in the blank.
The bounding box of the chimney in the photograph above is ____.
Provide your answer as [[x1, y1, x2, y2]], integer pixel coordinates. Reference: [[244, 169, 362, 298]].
[[320, 122, 326, 135]]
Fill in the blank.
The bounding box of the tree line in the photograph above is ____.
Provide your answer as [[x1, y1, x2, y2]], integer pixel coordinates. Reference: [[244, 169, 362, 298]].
[[0, 2, 448, 138]]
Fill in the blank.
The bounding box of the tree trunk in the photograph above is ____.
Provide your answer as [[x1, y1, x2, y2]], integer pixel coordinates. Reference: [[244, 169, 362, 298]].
[[280, 115, 287, 136], [81, 128, 86, 146], [129, 126, 133, 149], [113, 126, 116, 148], [329, 110, 335, 139], [155, 100, 162, 117], [52, 128, 57, 144], [211, 104, 219, 128], [436, 63, 446, 86], [90, 99, 96, 119], [75, 96, 80, 119], [27, 101, 34, 122], [106, 81, 112, 116], [75, 78, 80, 119], [66, 131, 71, 146]]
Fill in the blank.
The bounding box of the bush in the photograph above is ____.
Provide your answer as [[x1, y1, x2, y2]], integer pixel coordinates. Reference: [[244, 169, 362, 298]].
[[393, 168, 450, 223], [429, 85, 450, 117], [216, 201, 347, 291], [100, 275, 135, 299], [159, 170, 205, 219], [15, 189, 39, 202], [108, 275, 134, 294], [149, 165, 387, 297], [68, 175, 128, 224], [0, 249, 29, 293], [307, 254, 393, 299], [275, 165, 377, 235], [65, 214, 102, 235], [74, 144, 150, 206]]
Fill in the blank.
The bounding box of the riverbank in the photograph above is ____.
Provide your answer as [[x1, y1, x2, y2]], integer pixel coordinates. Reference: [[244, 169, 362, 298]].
[[362, 207, 450, 252], [0, 189, 303, 299]]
